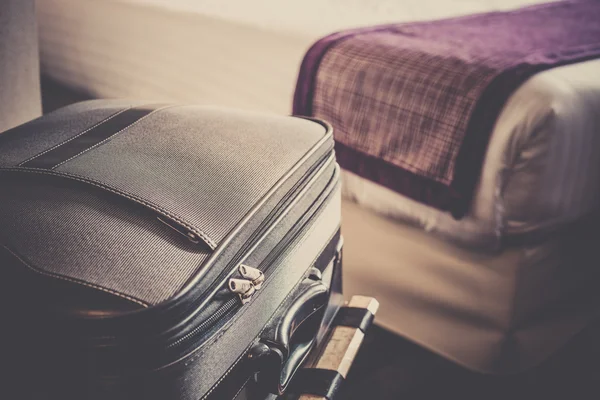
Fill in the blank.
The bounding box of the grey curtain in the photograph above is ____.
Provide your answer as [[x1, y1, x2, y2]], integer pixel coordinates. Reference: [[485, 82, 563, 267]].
[[0, 0, 42, 132]]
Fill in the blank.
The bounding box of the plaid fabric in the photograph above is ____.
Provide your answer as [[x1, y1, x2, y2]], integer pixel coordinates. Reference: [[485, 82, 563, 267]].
[[293, 1, 600, 217]]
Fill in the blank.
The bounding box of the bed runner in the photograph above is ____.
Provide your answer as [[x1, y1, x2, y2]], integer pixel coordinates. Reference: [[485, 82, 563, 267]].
[[293, 1, 600, 217]]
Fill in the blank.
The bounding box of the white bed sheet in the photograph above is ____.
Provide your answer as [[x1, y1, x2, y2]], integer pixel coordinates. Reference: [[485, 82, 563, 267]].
[[36, 0, 600, 251]]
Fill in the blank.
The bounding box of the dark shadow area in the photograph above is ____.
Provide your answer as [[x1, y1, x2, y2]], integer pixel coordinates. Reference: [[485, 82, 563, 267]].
[[41, 75, 92, 114]]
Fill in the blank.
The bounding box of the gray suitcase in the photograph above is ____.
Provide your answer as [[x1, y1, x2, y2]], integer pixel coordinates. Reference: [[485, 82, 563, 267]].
[[0, 101, 342, 399]]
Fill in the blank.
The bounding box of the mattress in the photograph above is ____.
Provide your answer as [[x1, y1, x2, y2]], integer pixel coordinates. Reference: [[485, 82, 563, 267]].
[[37, 0, 600, 251]]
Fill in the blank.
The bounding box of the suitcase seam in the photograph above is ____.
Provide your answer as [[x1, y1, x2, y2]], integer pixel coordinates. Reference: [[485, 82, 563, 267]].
[[1, 244, 150, 308], [51, 105, 178, 170], [0, 167, 218, 250], [17, 106, 134, 167]]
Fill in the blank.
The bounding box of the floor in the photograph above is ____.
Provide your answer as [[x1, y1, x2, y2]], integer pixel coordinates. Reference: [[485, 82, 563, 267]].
[[340, 324, 600, 400]]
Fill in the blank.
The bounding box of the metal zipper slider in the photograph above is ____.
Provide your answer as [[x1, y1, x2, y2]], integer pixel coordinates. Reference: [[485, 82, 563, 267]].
[[228, 278, 256, 304], [238, 265, 265, 290]]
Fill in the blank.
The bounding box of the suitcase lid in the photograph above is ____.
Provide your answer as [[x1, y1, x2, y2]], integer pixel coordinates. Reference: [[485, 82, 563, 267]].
[[0, 101, 333, 308]]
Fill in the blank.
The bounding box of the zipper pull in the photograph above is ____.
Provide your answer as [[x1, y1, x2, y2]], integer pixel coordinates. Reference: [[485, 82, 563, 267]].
[[228, 278, 256, 304], [239, 265, 265, 290]]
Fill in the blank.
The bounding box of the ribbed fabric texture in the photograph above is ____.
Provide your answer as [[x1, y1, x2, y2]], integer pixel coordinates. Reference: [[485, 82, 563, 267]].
[[57, 105, 327, 246], [0, 178, 210, 305]]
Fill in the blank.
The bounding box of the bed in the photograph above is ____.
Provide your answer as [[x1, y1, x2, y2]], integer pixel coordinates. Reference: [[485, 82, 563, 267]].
[[36, 0, 600, 373]]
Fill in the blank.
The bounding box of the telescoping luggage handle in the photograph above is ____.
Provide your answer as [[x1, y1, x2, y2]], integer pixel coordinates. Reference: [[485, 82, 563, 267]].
[[250, 272, 329, 395]]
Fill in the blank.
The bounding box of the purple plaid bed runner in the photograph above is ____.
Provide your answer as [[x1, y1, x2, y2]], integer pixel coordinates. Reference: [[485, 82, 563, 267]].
[[293, 1, 600, 217]]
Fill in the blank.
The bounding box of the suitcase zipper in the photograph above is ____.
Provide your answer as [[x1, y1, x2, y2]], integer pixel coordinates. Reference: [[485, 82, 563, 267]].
[[167, 266, 263, 349], [163, 178, 337, 353], [166, 265, 273, 350], [238, 265, 265, 289], [165, 269, 263, 350], [166, 297, 239, 349], [228, 278, 257, 304], [228, 265, 264, 304], [159, 153, 333, 333]]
